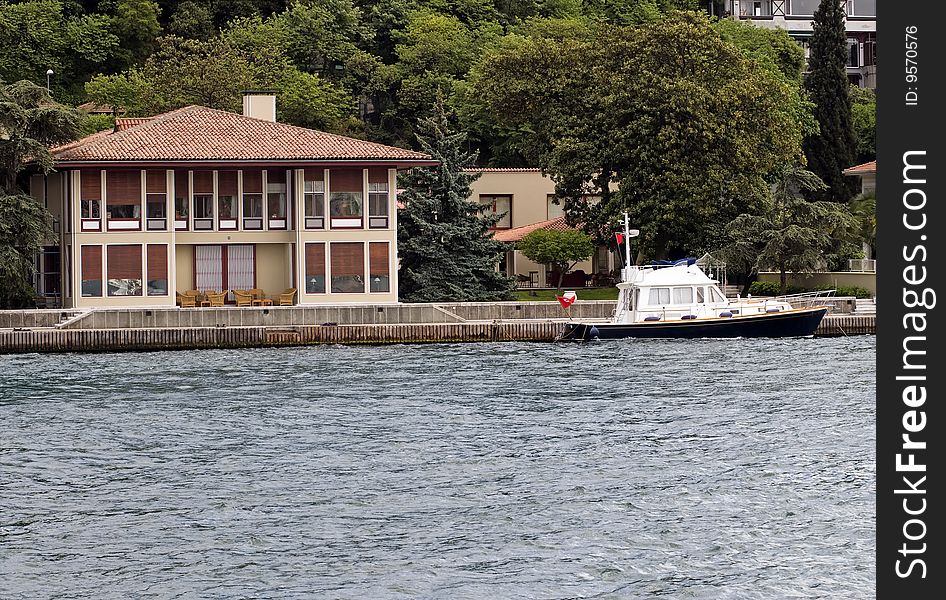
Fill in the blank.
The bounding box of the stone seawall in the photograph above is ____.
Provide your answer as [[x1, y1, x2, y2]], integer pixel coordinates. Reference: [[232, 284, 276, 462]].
[[0, 315, 874, 354]]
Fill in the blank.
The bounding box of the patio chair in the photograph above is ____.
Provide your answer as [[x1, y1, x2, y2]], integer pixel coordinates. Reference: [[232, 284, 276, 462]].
[[206, 290, 228, 307], [277, 288, 297, 306], [176, 292, 196, 308], [233, 289, 253, 307]]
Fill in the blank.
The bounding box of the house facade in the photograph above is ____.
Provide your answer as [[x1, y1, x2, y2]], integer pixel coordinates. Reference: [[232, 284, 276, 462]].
[[726, 0, 877, 88], [465, 168, 619, 288], [31, 92, 436, 308]]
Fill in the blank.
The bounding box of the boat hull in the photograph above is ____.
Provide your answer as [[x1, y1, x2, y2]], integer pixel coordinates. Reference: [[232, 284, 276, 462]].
[[558, 307, 829, 341]]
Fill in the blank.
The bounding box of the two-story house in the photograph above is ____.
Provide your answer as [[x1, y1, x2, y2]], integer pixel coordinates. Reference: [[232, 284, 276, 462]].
[[31, 92, 436, 309]]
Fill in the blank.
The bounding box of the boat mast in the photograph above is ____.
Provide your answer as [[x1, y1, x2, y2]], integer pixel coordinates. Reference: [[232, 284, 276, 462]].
[[623, 212, 632, 269]]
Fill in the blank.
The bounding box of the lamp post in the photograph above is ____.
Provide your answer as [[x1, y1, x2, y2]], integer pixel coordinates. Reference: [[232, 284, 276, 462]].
[[46, 69, 53, 92]]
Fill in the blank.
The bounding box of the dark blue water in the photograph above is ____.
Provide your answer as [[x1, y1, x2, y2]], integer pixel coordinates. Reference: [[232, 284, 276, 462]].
[[0, 337, 875, 598]]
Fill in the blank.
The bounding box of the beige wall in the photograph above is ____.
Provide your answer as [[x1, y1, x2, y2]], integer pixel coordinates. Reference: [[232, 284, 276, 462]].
[[468, 170, 557, 227], [175, 244, 193, 292], [467, 169, 612, 288]]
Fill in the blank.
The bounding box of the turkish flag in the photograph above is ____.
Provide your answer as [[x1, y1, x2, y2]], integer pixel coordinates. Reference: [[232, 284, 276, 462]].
[[557, 291, 577, 309], [615, 232, 624, 245]]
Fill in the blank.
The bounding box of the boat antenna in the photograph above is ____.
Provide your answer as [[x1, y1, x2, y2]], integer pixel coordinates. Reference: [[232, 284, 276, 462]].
[[622, 212, 639, 269]]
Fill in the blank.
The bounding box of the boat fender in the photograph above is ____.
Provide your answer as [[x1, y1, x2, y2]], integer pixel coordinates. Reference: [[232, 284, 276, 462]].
[[643, 316, 661, 321], [766, 308, 781, 313], [589, 326, 600, 339], [681, 314, 697, 320], [719, 311, 733, 318]]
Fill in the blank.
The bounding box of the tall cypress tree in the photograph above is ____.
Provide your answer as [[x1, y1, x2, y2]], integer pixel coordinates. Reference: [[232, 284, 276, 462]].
[[397, 101, 516, 302], [803, 0, 857, 202]]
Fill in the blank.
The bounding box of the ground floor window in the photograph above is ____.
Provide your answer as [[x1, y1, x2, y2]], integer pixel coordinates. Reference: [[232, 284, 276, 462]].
[[368, 242, 390, 293], [107, 244, 142, 296], [80, 245, 102, 297], [147, 244, 168, 296], [305, 243, 326, 294], [330, 242, 364, 293]]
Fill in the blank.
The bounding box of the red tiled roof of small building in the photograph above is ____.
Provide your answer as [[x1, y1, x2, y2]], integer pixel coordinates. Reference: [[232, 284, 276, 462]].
[[493, 216, 573, 243], [51, 105, 434, 163], [843, 160, 876, 175], [462, 167, 543, 173]]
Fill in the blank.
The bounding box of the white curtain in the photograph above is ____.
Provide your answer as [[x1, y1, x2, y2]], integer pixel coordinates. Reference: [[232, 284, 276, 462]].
[[227, 244, 255, 291], [195, 245, 223, 291]]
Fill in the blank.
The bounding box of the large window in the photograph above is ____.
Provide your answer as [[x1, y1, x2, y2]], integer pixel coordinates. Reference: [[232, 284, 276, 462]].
[[147, 244, 168, 296], [369, 242, 390, 293], [218, 171, 238, 230], [672, 287, 694, 305], [80, 245, 102, 297], [145, 170, 167, 230], [787, 0, 819, 16], [304, 169, 325, 229], [80, 170, 101, 231], [107, 244, 142, 296], [106, 170, 141, 230], [192, 171, 214, 230], [174, 169, 188, 230], [547, 195, 564, 220], [330, 169, 363, 228], [305, 242, 326, 294], [242, 170, 263, 230], [267, 169, 288, 229], [331, 242, 364, 293], [846, 0, 875, 16], [480, 194, 511, 229], [368, 168, 389, 229]]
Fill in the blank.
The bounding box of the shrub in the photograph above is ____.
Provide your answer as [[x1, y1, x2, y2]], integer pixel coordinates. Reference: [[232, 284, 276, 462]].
[[748, 281, 782, 296]]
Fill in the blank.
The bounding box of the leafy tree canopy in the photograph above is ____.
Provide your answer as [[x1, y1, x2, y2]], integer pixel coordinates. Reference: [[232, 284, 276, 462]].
[[465, 11, 815, 260], [0, 80, 81, 308], [516, 228, 595, 290]]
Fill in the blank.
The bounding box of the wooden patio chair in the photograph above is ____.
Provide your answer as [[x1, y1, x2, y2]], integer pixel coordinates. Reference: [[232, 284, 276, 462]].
[[207, 290, 228, 307], [176, 292, 196, 308], [276, 288, 297, 306], [233, 290, 253, 307]]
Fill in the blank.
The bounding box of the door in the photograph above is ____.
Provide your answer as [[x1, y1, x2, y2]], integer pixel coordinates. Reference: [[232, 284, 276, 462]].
[[195, 244, 255, 292]]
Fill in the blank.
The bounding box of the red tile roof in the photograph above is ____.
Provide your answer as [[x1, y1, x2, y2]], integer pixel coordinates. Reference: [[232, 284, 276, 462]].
[[843, 160, 876, 175], [52, 105, 434, 165], [115, 117, 155, 131], [463, 167, 542, 173], [493, 216, 574, 243]]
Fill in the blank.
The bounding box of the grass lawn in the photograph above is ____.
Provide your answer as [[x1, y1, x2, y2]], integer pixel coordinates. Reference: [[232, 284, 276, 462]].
[[513, 287, 619, 301]]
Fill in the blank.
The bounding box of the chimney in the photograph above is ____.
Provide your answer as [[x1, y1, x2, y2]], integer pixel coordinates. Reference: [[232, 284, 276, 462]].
[[242, 90, 276, 122]]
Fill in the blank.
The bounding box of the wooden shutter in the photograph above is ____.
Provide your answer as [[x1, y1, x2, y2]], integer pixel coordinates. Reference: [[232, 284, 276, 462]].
[[305, 243, 325, 277], [304, 168, 324, 182], [81, 170, 101, 200], [369, 242, 389, 278], [218, 171, 238, 196], [242, 170, 262, 193], [174, 169, 189, 198], [331, 242, 363, 277], [146, 170, 167, 193], [147, 244, 167, 281], [193, 171, 214, 194], [368, 168, 388, 183], [107, 245, 142, 280], [81, 245, 102, 281], [106, 170, 141, 206], [330, 169, 362, 192]]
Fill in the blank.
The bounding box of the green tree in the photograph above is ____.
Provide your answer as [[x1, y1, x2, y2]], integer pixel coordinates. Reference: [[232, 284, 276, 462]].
[[397, 100, 515, 302], [803, 0, 857, 202], [516, 229, 595, 290], [106, 0, 163, 71], [467, 12, 814, 259], [850, 85, 875, 163], [714, 17, 806, 83], [720, 165, 858, 295], [0, 80, 81, 308]]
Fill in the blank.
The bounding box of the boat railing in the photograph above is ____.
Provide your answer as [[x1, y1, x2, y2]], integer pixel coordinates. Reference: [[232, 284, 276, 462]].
[[773, 289, 836, 309]]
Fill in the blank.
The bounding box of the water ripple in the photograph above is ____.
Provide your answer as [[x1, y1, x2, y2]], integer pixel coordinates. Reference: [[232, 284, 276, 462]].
[[0, 337, 875, 598]]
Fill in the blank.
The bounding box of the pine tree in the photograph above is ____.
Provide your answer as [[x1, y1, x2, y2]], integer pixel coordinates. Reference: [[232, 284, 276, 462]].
[[397, 101, 516, 302], [803, 0, 857, 203]]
